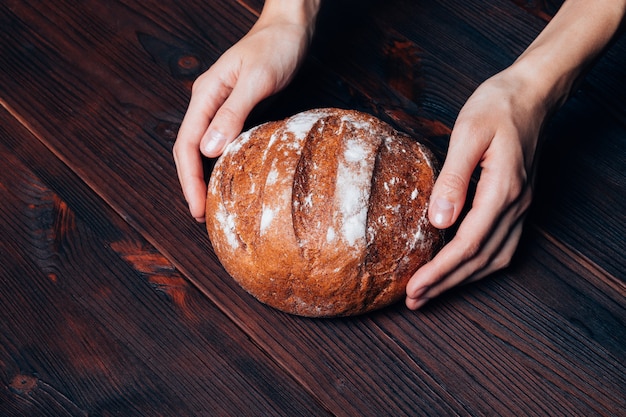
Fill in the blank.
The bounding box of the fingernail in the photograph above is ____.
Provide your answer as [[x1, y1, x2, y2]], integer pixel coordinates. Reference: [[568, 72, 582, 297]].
[[432, 198, 454, 227], [406, 293, 430, 310], [412, 297, 430, 310], [202, 129, 226, 155], [412, 286, 429, 300]]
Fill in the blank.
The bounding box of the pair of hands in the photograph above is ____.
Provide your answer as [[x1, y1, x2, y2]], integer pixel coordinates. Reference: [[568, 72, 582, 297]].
[[173, 10, 547, 310]]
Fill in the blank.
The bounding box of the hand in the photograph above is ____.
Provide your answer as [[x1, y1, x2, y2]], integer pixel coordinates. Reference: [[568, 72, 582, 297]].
[[405, 0, 625, 309], [406, 69, 547, 309], [173, 3, 317, 222]]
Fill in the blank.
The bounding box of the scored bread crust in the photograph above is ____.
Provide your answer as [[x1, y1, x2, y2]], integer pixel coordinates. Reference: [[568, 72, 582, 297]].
[[206, 108, 442, 317]]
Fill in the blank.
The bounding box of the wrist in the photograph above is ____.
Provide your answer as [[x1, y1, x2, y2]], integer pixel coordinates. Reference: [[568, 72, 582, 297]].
[[505, 54, 575, 114], [507, 0, 626, 112], [259, 0, 321, 40]]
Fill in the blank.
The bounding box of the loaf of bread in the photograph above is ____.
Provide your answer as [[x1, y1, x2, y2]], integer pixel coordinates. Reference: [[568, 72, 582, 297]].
[[206, 108, 442, 317]]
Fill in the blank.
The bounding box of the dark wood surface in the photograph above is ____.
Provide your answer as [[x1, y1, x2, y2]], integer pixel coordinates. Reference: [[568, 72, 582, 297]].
[[1, 0, 624, 415]]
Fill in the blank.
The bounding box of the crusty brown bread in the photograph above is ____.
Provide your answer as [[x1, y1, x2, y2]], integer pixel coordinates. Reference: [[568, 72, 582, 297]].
[[206, 108, 442, 317]]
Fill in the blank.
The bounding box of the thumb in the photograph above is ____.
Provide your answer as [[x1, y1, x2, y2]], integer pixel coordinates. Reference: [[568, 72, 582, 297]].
[[199, 103, 248, 158], [200, 72, 274, 158], [429, 171, 469, 229], [429, 129, 486, 229]]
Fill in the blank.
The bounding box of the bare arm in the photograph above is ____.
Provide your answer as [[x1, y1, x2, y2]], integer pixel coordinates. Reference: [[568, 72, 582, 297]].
[[173, 0, 321, 221], [406, 0, 626, 309]]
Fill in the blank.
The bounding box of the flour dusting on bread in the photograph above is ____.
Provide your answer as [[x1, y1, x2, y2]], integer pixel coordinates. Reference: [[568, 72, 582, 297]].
[[205, 108, 442, 317]]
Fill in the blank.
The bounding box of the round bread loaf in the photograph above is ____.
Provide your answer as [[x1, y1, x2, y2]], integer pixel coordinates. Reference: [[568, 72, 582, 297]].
[[206, 108, 442, 317]]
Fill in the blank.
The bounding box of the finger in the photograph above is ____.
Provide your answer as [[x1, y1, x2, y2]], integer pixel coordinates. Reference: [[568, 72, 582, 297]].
[[407, 161, 516, 297], [173, 67, 236, 220], [406, 215, 525, 310], [200, 68, 275, 157], [173, 140, 208, 222], [464, 218, 524, 284], [177, 71, 234, 153], [173, 69, 228, 221], [406, 177, 530, 310], [429, 120, 491, 229], [409, 120, 528, 304]]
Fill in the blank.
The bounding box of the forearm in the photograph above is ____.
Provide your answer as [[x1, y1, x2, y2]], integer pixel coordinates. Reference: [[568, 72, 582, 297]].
[[258, 0, 321, 40], [508, 0, 626, 111]]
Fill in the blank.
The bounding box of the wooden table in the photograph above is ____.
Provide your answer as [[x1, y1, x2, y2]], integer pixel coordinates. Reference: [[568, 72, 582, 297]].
[[1, 1, 624, 415]]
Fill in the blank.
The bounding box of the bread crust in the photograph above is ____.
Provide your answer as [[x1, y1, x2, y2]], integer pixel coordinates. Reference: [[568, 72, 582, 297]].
[[206, 108, 442, 317]]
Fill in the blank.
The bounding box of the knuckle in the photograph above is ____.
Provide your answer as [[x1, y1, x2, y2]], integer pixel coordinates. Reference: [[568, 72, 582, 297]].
[[472, 252, 490, 272], [216, 105, 239, 124], [491, 253, 512, 271], [190, 74, 207, 94], [172, 140, 182, 158], [504, 176, 524, 201], [172, 138, 191, 157], [455, 234, 482, 262], [510, 168, 531, 199], [437, 171, 469, 195], [506, 178, 534, 214], [453, 114, 481, 135], [519, 186, 534, 211]]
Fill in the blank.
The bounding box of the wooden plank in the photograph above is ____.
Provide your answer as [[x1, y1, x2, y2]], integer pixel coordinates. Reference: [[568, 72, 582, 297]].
[[0, 110, 330, 416], [377, 240, 626, 416], [531, 93, 626, 280], [1, 0, 625, 415], [302, 1, 626, 280], [296, 0, 626, 280]]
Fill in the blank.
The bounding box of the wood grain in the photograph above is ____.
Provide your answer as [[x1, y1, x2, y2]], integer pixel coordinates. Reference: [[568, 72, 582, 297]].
[[1, 0, 624, 415], [0, 110, 330, 416]]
